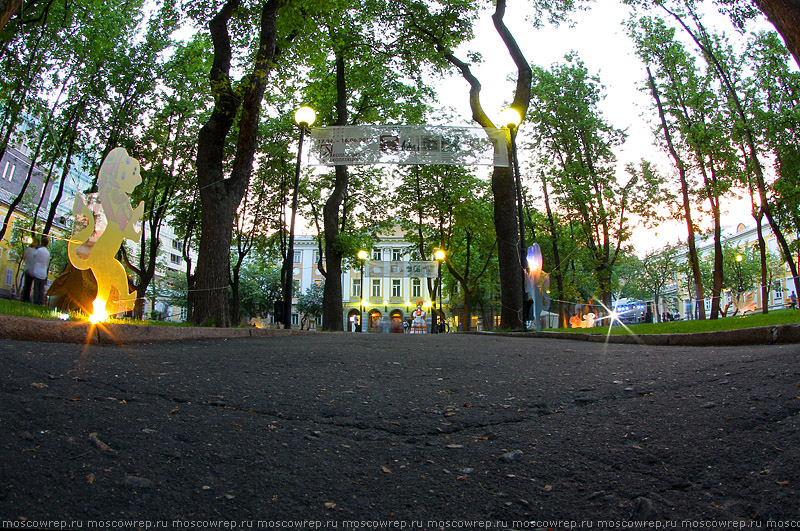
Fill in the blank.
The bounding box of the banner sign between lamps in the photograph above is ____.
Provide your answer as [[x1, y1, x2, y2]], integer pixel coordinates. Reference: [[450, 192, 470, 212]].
[[307, 125, 509, 167], [368, 261, 439, 279]]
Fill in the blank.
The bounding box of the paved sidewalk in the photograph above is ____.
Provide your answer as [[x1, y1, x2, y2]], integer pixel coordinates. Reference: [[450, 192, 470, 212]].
[[1, 333, 799, 526]]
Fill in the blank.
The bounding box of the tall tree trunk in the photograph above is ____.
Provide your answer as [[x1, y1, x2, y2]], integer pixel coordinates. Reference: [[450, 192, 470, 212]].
[[699, 158, 724, 320], [646, 66, 706, 319], [541, 174, 566, 328], [747, 172, 770, 314], [666, 6, 800, 301], [755, 215, 769, 313], [230, 260, 241, 325], [417, 0, 529, 329], [193, 0, 282, 327], [490, 0, 530, 329], [43, 118, 81, 235], [321, 50, 349, 331], [322, 165, 347, 331]]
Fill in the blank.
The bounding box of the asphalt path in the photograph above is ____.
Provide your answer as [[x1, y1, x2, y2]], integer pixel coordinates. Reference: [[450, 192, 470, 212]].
[[2, 333, 799, 529]]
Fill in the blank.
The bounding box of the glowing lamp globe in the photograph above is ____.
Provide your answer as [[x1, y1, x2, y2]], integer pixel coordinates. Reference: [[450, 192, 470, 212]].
[[294, 106, 316, 127], [434, 249, 445, 261], [357, 250, 368, 260], [499, 108, 522, 129]]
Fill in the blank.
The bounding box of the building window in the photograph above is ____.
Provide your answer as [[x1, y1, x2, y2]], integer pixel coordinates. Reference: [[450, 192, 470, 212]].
[[293, 250, 301, 264], [391, 279, 401, 298], [371, 279, 381, 298], [411, 278, 421, 299], [352, 279, 361, 298], [172, 239, 180, 250], [2, 161, 14, 181], [5, 268, 12, 286], [774, 280, 783, 302], [372, 249, 382, 261], [392, 248, 402, 261], [170, 254, 181, 265], [291, 313, 299, 326]]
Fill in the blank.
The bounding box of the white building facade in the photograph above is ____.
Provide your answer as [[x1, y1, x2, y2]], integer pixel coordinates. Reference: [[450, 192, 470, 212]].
[[286, 227, 444, 332], [662, 221, 799, 318]]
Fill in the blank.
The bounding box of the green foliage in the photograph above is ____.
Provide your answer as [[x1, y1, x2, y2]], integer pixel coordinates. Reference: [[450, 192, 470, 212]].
[[296, 281, 324, 320], [744, 31, 800, 250], [237, 260, 282, 318], [527, 54, 663, 304], [612, 251, 651, 301], [719, 244, 760, 294], [150, 269, 190, 310]]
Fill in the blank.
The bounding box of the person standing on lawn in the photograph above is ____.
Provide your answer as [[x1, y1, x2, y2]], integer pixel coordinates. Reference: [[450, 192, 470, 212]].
[[32, 235, 50, 305], [20, 237, 38, 303]]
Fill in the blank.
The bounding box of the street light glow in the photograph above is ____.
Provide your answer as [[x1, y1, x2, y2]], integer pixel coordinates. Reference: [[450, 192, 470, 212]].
[[357, 250, 368, 260], [434, 249, 445, 261], [88, 297, 109, 324], [499, 107, 522, 128], [294, 106, 316, 127]]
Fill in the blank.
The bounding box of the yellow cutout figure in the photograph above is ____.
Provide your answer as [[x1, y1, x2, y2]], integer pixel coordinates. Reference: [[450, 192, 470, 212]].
[[68, 147, 144, 317]]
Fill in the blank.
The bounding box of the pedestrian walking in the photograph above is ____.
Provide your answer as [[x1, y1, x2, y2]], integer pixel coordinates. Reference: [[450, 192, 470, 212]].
[[20, 237, 38, 303], [790, 291, 797, 309], [32, 235, 50, 305]]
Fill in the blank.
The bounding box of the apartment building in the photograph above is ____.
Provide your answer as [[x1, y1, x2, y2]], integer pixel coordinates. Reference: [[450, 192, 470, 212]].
[[0, 136, 64, 299]]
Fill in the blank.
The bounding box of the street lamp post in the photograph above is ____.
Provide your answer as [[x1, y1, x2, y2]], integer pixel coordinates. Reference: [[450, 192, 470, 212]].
[[358, 250, 367, 332], [735, 254, 744, 296], [500, 108, 527, 331], [434, 248, 445, 333], [282, 106, 316, 329]]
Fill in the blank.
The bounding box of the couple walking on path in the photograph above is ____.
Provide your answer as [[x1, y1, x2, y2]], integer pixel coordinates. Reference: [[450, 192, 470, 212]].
[[20, 235, 50, 305]]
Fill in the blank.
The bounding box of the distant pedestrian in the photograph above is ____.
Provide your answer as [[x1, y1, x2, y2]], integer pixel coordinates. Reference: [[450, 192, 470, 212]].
[[32, 235, 50, 305], [20, 237, 38, 303], [790, 291, 797, 310]]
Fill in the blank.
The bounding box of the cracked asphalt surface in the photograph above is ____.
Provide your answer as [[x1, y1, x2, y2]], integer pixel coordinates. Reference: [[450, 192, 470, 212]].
[[2, 333, 800, 526]]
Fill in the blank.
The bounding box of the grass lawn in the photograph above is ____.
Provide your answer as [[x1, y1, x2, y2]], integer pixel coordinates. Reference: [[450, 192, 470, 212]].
[[546, 308, 800, 335], [3, 297, 799, 334], [0, 298, 191, 327]]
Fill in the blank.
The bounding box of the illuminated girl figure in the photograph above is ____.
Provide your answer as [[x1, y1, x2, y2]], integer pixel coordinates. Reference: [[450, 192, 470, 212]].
[[68, 148, 144, 320]]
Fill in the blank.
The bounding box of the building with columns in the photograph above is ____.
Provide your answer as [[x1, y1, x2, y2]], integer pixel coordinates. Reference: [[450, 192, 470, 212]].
[[287, 227, 445, 332]]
